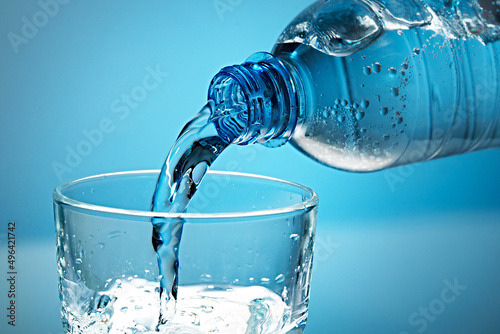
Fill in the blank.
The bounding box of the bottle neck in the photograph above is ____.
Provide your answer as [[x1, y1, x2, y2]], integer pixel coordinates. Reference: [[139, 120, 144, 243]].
[[207, 52, 304, 147]]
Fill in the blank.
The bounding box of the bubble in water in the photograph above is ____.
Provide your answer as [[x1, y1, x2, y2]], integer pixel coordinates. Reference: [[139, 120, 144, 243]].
[[97, 295, 112, 310], [360, 99, 369, 108], [388, 67, 397, 76], [380, 106, 388, 116], [275, 274, 285, 283], [372, 62, 381, 73], [192, 162, 208, 185], [355, 111, 365, 120], [201, 305, 214, 313], [363, 66, 372, 75], [200, 273, 213, 282], [391, 87, 400, 97]]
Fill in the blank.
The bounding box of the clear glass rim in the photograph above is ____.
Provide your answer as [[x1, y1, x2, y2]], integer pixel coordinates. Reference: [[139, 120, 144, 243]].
[[52, 170, 318, 219]]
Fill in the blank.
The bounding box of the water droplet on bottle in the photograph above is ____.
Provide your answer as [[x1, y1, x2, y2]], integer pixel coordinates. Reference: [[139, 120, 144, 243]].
[[383, 134, 390, 141], [340, 99, 348, 107], [275, 274, 285, 283], [75, 258, 82, 265], [360, 127, 367, 133], [352, 102, 359, 109], [413, 47, 421, 55], [360, 99, 369, 108], [334, 98, 341, 105], [372, 62, 381, 73], [391, 87, 400, 97], [261, 277, 270, 284], [397, 29, 403, 35], [397, 116, 404, 124], [355, 111, 365, 120], [380, 106, 388, 116], [388, 67, 397, 76], [337, 114, 345, 123], [120, 307, 128, 312], [401, 62, 409, 70], [363, 66, 372, 75], [96, 243, 105, 249], [289, 233, 299, 241]]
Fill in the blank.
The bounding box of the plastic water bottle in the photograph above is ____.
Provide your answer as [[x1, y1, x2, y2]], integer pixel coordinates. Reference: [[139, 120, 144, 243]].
[[207, 0, 500, 172]]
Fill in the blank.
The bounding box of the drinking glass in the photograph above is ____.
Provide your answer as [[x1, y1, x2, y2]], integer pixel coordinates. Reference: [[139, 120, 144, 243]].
[[53, 170, 318, 333]]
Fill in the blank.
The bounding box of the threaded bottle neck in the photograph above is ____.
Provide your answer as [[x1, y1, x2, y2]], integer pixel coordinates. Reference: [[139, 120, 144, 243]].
[[208, 52, 303, 147]]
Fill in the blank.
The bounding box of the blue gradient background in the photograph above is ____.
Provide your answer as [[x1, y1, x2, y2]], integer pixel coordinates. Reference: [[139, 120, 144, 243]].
[[1, 0, 500, 333]]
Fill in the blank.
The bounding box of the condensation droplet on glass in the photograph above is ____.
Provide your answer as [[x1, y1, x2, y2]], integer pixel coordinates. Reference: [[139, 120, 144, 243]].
[[380, 106, 388, 116], [108, 231, 122, 239], [363, 66, 372, 75], [391, 87, 400, 97], [388, 67, 397, 76], [372, 62, 381, 73], [360, 99, 369, 108]]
